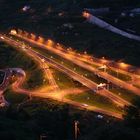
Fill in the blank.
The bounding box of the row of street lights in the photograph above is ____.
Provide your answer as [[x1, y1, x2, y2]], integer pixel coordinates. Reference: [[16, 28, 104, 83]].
[[10, 29, 132, 73]]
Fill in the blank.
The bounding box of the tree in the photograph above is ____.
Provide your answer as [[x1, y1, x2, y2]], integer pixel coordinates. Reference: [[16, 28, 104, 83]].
[[124, 98, 140, 129]]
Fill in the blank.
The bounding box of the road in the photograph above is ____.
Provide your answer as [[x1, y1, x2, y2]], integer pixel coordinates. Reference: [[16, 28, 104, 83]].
[[1, 34, 132, 107], [1, 67, 122, 119], [14, 34, 140, 97], [2, 34, 122, 119], [41, 61, 59, 90]]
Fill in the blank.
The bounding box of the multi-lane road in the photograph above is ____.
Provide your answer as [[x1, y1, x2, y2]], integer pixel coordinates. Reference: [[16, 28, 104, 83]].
[[2, 31, 140, 119], [0, 34, 125, 119], [15, 34, 140, 97], [1, 34, 131, 107]]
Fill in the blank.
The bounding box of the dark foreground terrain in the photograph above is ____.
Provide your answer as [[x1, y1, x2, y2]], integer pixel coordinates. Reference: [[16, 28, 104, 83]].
[[0, 1, 140, 140]]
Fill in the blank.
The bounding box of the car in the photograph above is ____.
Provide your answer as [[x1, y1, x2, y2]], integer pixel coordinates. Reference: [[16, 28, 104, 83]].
[[0, 103, 5, 107], [93, 89, 97, 93], [97, 114, 104, 119], [82, 103, 88, 107], [0, 36, 4, 39]]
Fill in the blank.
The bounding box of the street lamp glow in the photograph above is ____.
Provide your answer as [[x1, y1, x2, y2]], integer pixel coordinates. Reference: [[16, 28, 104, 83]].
[[46, 39, 54, 47], [10, 29, 17, 35], [119, 62, 128, 69], [30, 33, 36, 40], [38, 36, 44, 43], [83, 11, 90, 18], [24, 31, 29, 37], [101, 57, 108, 64]]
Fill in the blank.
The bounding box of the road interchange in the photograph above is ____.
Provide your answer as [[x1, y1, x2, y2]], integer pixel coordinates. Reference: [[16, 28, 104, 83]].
[[1, 34, 131, 107], [1, 31, 140, 119]]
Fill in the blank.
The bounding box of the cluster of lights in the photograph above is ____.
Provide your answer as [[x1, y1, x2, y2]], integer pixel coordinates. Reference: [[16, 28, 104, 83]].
[[83, 11, 90, 18], [11, 29, 131, 72]]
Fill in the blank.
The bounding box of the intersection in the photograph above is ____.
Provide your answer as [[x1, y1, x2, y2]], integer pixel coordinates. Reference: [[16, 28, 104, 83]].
[[1, 29, 140, 119]]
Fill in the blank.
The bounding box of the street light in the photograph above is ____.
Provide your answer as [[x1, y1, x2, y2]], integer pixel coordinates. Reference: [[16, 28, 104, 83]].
[[83, 11, 90, 18], [24, 31, 29, 37], [30, 33, 36, 40], [119, 62, 128, 69], [10, 29, 17, 35], [18, 29, 22, 35], [74, 120, 80, 140], [101, 57, 108, 64], [116, 70, 119, 78], [85, 73, 88, 77], [29, 93, 32, 100], [46, 39, 54, 47], [98, 65, 107, 72]]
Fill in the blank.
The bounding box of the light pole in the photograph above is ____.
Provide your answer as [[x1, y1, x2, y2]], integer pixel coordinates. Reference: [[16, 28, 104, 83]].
[[29, 93, 32, 100], [104, 65, 107, 72], [116, 70, 119, 78], [107, 83, 110, 90], [74, 120, 79, 140]]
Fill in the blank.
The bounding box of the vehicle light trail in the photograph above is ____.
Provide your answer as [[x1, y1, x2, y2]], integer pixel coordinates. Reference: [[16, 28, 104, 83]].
[[1, 35, 131, 107], [0, 34, 128, 119], [13, 33, 140, 97]]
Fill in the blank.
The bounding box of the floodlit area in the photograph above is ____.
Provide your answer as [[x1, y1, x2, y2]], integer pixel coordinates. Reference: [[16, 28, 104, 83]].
[[0, 1, 140, 139], [1, 29, 140, 120]]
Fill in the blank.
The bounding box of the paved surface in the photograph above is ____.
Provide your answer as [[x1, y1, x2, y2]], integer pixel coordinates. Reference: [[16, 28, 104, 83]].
[[0, 34, 124, 119], [16, 35, 140, 97]]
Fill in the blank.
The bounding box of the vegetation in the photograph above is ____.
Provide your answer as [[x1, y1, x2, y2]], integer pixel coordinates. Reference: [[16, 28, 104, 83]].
[[106, 68, 132, 81], [4, 88, 28, 104], [110, 86, 140, 102], [0, 97, 139, 140], [66, 91, 122, 113], [32, 46, 138, 102], [0, 1, 140, 140], [32, 46, 108, 84], [53, 69, 83, 89], [0, 42, 46, 89], [0, 71, 5, 84], [124, 98, 140, 129], [0, 0, 140, 66]]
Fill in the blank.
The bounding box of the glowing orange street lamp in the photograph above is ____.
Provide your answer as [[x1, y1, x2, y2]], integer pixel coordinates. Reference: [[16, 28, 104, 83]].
[[46, 39, 54, 47], [74, 121, 80, 140], [38, 36, 44, 44], [24, 31, 29, 37], [56, 43, 63, 50], [119, 62, 128, 69], [30, 33, 36, 40], [101, 57, 108, 64], [17, 29, 23, 35], [10, 29, 17, 35], [84, 51, 87, 54], [83, 11, 90, 18]]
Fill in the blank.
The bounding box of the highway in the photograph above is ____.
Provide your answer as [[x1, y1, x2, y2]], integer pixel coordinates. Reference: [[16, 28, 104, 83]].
[[0, 34, 131, 107], [35, 55, 59, 91], [14, 34, 140, 97], [0, 34, 125, 119], [13, 75, 123, 119], [70, 52, 140, 81], [1, 67, 122, 119]]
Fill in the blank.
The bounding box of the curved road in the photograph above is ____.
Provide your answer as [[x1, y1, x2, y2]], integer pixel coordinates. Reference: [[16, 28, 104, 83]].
[[15, 35, 140, 97], [4, 35, 131, 107]]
